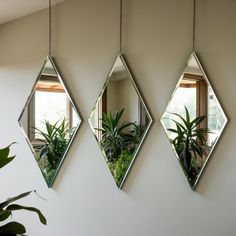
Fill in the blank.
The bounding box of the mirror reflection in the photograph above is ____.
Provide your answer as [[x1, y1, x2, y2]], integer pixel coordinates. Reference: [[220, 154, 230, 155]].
[[161, 52, 227, 189], [89, 53, 152, 188], [19, 57, 81, 187]]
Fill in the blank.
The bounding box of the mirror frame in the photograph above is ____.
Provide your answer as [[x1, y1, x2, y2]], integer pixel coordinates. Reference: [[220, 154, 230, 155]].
[[160, 51, 228, 190], [88, 52, 153, 188], [18, 56, 82, 187]]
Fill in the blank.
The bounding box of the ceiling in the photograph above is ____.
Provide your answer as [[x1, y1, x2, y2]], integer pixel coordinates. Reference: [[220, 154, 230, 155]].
[[0, 0, 66, 25]]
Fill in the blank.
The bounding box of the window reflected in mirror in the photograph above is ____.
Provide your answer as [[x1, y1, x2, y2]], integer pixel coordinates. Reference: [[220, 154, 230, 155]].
[[161, 52, 227, 189], [89, 53, 152, 188], [19, 57, 81, 187]]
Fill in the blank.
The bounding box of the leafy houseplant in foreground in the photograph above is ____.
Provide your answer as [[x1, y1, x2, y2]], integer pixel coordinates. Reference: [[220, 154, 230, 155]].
[[0, 143, 46, 235], [167, 107, 210, 187], [98, 109, 145, 186]]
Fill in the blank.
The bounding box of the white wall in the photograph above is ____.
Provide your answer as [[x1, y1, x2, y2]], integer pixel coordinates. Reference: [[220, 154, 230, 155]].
[[107, 77, 139, 124], [107, 81, 119, 115], [0, 0, 236, 235], [118, 78, 139, 123]]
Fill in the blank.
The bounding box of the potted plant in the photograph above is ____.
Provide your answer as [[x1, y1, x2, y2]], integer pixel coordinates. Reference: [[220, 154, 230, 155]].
[[0, 143, 46, 235]]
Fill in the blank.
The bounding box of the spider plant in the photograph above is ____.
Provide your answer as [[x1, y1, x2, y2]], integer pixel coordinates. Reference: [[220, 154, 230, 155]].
[[167, 106, 210, 186], [130, 123, 146, 150], [97, 109, 147, 186], [0, 143, 46, 235], [97, 109, 134, 163], [34, 118, 72, 169]]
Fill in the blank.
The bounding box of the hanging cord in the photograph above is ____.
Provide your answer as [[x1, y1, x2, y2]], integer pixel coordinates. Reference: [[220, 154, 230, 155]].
[[119, 0, 123, 52], [49, 0, 52, 56], [192, 0, 196, 51]]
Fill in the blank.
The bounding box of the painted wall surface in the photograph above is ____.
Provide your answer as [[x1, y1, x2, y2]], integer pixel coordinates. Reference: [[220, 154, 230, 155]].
[[107, 81, 119, 115], [107, 78, 139, 123], [0, 0, 236, 235]]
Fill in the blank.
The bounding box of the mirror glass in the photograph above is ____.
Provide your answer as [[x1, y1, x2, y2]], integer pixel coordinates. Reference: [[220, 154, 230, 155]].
[[18, 57, 82, 187], [161, 52, 227, 189], [89, 53, 152, 188]]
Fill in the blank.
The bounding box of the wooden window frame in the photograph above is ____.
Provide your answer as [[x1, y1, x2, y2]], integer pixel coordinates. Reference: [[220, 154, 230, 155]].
[[180, 73, 208, 128], [28, 75, 72, 141]]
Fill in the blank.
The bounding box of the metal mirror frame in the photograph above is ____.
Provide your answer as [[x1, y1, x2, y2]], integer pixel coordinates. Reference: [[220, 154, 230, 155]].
[[88, 52, 153, 188], [18, 56, 82, 187], [160, 51, 228, 190]]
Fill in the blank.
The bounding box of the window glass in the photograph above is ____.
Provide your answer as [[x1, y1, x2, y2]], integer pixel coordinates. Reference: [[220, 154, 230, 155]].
[[35, 91, 67, 139]]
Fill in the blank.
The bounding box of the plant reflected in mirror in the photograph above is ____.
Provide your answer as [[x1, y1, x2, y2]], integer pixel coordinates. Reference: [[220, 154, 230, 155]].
[[89, 53, 152, 188], [18, 57, 81, 187], [167, 107, 210, 186], [161, 52, 227, 189]]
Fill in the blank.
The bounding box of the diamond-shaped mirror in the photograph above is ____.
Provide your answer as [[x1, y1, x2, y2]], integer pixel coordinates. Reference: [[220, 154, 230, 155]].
[[89, 53, 153, 188], [18, 56, 82, 187], [161, 52, 227, 189]]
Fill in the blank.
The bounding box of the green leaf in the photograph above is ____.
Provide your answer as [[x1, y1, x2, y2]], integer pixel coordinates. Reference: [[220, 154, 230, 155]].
[[0, 146, 10, 158], [184, 106, 190, 126], [0, 191, 32, 209], [0, 221, 26, 235], [0, 143, 16, 169], [190, 115, 205, 128], [0, 210, 11, 221], [0, 143, 16, 158], [167, 128, 178, 133], [170, 112, 188, 129], [0, 156, 15, 169], [6, 204, 46, 225], [170, 119, 186, 132]]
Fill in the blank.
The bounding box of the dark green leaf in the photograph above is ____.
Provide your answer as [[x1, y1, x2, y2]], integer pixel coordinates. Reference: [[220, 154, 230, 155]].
[[0, 146, 10, 158], [0, 143, 16, 169], [167, 128, 178, 133], [0, 156, 15, 169], [170, 119, 186, 132], [0, 211, 11, 221], [0, 143, 16, 158], [0, 191, 32, 209], [6, 204, 46, 225], [190, 115, 205, 128], [0, 222, 26, 235], [184, 106, 190, 125]]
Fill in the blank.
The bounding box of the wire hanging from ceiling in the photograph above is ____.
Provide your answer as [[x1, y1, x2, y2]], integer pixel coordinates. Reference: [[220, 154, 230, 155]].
[[49, 0, 52, 55], [119, 0, 123, 52], [192, 0, 196, 51]]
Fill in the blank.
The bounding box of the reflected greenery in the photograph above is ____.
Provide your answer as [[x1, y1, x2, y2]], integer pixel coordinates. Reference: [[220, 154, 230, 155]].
[[167, 107, 210, 186], [89, 53, 152, 188], [98, 109, 144, 186], [18, 57, 81, 187], [34, 118, 74, 184], [161, 52, 227, 189]]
